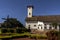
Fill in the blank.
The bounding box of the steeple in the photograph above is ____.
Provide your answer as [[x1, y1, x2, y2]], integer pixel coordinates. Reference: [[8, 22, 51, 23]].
[[27, 5, 34, 17]]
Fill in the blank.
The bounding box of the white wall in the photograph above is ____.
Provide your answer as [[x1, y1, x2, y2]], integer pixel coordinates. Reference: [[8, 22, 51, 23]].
[[26, 21, 45, 31], [28, 7, 32, 17], [26, 21, 60, 31], [37, 21, 44, 31], [57, 25, 59, 31], [46, 24, 49, 29], [26, 22, 38, 29]]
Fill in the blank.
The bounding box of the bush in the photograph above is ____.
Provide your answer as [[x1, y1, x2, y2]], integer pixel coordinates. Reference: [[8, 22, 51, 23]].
[[46, 30, 59, 36], [29, 34, 47, 39], [9, 30, 14, 33], [11, 33, 47, 39], [40, 35, 47, 39], [16, 29, 23, 33], [58, 31, 60, 40], [21, 28, 28, 32], [1, 29, 8, 33], [46, 30, 58, 40]]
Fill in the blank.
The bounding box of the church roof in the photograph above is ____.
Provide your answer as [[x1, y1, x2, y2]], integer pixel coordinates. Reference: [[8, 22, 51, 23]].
[[25, 15, 60, 22]]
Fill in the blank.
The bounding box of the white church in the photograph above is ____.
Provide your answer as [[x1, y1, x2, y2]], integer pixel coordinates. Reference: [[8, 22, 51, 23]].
[[25, 6, 60, 31]]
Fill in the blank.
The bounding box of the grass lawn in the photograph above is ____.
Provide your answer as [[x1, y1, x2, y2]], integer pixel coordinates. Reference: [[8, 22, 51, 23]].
[[0, 32, 47, 39], [0, 32, 30, 38]]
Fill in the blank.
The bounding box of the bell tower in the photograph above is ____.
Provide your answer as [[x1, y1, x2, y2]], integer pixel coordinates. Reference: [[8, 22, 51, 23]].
[[27, 6, 33, 17]]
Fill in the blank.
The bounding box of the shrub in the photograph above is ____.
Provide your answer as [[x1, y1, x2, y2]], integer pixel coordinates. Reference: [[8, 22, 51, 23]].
[[9, 30, 14, 33], [46, 30, 59, 36], [1, 29, 8, 33], [16, 28, 25, 33], [40, 35, 47, 39], [29, 34, 47, 39], [46, 30, 59, 40]]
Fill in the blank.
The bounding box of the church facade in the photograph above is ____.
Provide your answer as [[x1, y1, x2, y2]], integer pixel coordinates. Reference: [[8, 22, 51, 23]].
[[25, 6, 60, 31]]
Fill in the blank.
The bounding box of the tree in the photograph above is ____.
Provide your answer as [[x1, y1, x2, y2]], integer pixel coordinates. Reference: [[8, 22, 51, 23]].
[[1, 15, 28, 33], [1, 15, 24, 28], [52, 22, 58, 29], [46, 30, 58, 40]]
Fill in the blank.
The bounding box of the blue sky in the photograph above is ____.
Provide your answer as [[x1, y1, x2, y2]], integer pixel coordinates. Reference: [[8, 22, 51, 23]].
[[0, 0, 60, 25]]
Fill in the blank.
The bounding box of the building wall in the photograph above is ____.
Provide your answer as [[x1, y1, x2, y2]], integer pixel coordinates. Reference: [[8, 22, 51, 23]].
[[27, 7, 33, 17], [26, 21, 45, 31], [37, 21, 44, 31], [44, 22, 60, 31], [26, 21, 38, 29], [26, 21, 60, 31]]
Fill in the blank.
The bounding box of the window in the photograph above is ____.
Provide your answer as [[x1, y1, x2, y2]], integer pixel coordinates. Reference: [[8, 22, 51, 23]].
[[28, 25, 30, 29], [38, 24, 41, 26], [50, 24, 51, 27], [59, 25, 60, 30], [38, 24, 42, 27], [44, 24, 46, 26], [38, 24, 42, 29], [38, 27, 39, 29], [41, 27, 42, 29], [28, 25, 30, 27], [55, 26, 57, 29], [29, 13, 31, 15], [44, 24, 46, 27], [34, 25, 36, 27], [38, 27, 42, 29], [44, 27, 47, 29], [49, 27, 52, 29]]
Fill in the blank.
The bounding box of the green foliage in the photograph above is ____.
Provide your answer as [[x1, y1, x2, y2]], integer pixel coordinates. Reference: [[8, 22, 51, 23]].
[[52, 22, 58, 28], [46, 30, 58, 36], [46, 30, 58, 40], [1, 16, 24, 28], [29, 34, 47, 39], [0, 32, 47, 39], [1, 29, 8, 33], [1, 28, 28, 34], [52, 22, 57, 26], [16, 28, 23, 33], [9, 30, 14, 33], [1, 16, 28, 33], [58, 31, 60, 40], [27, 27, 31, 32]]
